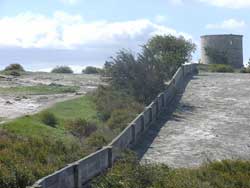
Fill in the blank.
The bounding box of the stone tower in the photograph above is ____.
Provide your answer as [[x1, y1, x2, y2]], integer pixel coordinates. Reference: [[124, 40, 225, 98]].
[[201, 34, 243, 68]]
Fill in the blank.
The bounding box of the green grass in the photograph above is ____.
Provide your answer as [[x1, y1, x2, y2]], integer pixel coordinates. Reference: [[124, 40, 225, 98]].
[[93, 152, 250, 188], [0, 95, 102, 188], [197, 63, 235, 73], [2, 95, 99, 137], [0, 84, 79, 95], [45, 95, 100, 126]]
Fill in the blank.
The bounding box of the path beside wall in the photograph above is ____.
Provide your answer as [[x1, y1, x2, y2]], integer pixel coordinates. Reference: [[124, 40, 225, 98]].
[[136, 72, 250, 168]]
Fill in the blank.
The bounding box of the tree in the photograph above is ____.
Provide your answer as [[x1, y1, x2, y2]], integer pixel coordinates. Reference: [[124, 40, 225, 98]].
[[103, 35, 196, 104], [104, 48, 165, 104], [146, 35, 196, 79]]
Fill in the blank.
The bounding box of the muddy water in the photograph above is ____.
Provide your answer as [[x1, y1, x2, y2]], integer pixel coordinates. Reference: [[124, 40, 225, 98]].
[[135, 73, 250, 168]]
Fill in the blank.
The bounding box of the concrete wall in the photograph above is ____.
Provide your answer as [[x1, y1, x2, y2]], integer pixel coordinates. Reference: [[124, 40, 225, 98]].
[[201, 34, 243, 68], [28, 64, 197, 188]]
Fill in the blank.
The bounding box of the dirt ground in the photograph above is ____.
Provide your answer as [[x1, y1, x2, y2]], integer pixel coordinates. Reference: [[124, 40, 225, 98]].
[[0, 72, 101, 123]]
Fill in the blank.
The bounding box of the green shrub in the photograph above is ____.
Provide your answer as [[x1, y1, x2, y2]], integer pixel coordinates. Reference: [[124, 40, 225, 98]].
[[209, 64, 234, 73], [4, 63, 25, 72], [8, 70, 21, 76], [92, 153, 250, 188], [51, 66, 73, 74], [92, 86, 143, 121], [3, 64, 25, 76], [40, 111, 57, 127], [86, 132, 107, 149], [82, 66, 102, 74], [0, 130, 84, 188], [66, 118, 97, 139], [240, 67, 250, 73], [106, 109, 137, 131]]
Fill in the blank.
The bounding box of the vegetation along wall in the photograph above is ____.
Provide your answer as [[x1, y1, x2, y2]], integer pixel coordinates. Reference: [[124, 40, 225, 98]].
[[28, 63, 197, 188]]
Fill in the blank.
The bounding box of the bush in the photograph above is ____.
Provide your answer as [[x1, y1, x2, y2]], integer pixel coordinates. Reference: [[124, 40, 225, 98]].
[[51, 66, 73, 74], [209, 64, 234, 73], [0, 130, 84, 188], [66, 118, 97, 139], [92, 86, 143, 121], [92, 153, 250, 188], [86, 132, 107, 149], [3, 64, 25, 76], [240, 67, 250, 73], [4, 63, 25, 72], [40, 111, 57, 127], [82, 66, 102, 74], [8, 70, 21, 76], [106, 109, 137, 131]]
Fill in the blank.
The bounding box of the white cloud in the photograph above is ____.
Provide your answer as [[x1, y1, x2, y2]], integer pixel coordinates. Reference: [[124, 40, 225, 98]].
[[198, 0, 250, 8], [206, 19, 246, 29], [0, 11, 192, 49]]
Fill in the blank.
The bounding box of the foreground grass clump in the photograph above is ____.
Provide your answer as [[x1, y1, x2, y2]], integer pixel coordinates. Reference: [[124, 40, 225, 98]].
[[0, 129, 83, 188], [0, 84, 79, 95], [92, 152, 250, 188], [51, 66, 73, 74]]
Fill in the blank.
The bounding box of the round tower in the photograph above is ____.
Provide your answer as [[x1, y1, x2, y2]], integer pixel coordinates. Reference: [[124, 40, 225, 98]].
[[201, 34, 243, 68]]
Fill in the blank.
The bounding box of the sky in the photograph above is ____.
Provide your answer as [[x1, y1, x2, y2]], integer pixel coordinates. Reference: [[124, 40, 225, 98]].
[[0, 0, 249, 72]]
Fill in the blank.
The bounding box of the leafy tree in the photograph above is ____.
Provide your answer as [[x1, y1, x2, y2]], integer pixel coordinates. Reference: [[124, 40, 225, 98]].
[[103, 35, 196, 104], [146, 35, 196, 79], [104, 49, 164, 104]]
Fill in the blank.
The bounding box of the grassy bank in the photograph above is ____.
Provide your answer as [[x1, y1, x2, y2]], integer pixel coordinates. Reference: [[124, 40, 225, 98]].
[[0, 89, 143, 188], [0, 84, 79, 95], [93, 152, 250, 188], [0, 95, 108, 188]]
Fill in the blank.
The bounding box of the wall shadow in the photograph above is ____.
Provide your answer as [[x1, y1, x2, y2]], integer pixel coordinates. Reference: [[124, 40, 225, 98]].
[[133, 74, 198, 160]]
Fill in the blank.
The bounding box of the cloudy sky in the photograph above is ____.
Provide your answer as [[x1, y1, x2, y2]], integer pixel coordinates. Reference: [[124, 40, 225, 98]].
[[0, 0, 249, 72]]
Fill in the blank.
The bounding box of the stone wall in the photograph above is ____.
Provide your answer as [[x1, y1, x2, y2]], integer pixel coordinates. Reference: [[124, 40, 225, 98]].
[[201, 34, 243, 68], [27, 64, 197, 188]]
